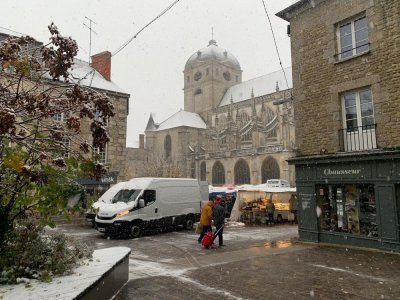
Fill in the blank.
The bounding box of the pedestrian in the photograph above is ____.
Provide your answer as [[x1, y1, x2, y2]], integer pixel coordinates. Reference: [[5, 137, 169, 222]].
[[213, 197, 225, 247], [198, 198, 214, 244], [266, 198, 275, 225]]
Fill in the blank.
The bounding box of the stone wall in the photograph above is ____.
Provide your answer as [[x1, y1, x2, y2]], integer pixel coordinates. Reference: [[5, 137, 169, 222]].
[[289, 0, 400, 155]]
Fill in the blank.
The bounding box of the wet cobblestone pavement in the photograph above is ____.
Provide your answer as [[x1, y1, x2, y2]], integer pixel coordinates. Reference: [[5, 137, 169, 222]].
[[52, 220, 400, 299]]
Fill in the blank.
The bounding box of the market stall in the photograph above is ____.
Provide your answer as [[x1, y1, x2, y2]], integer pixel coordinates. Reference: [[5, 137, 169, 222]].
[[230, 186, 297, 224]]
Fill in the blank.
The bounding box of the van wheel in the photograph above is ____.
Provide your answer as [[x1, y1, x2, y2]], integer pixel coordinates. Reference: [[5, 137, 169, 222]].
[[277, 214, 283, 223], [130, 223, 142, 238], [184, 217, 194, 230]]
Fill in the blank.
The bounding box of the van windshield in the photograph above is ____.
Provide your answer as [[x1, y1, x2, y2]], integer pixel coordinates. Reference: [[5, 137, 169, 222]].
[[111, 189, 141, 203]]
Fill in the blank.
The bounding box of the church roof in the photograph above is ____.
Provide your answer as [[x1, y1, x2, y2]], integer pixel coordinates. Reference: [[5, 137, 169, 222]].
[[219, 67, 292, 107], [145, 110, 206, 132], [184, 40, 241, 70]]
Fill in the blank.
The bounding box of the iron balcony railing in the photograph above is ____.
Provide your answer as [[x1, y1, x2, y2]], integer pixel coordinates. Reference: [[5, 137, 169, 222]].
[[338, 123, 377, 152]]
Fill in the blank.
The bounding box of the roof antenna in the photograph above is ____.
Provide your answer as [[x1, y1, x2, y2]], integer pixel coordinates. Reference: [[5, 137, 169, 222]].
[[83, 16, 97, 64]]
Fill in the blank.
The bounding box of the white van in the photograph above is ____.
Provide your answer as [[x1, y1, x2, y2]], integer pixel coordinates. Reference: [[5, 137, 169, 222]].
[[85, 180, 135, 224], [95, 177, 208, 238]]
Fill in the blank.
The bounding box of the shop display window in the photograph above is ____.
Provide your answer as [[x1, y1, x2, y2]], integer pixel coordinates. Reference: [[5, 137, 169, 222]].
[[316, 184, 377, 237]]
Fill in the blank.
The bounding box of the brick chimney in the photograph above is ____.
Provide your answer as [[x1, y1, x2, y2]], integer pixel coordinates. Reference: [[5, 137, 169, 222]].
[[91, 51, 111, 81], [139, 134, 145, 149]]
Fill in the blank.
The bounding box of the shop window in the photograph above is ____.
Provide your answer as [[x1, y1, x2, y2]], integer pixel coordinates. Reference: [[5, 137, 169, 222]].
[[316, 184, 377, 237], [336, 14, 369, 61]]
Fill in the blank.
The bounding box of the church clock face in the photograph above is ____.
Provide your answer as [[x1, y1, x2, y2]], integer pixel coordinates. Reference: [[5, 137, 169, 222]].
[[223, 71, 231, 81], [194, 71, 202, 81]]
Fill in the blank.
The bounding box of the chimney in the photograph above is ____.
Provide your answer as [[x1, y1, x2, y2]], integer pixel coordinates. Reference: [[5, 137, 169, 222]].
[[91, 51, 111, 81], [139, 134, 145, 149]]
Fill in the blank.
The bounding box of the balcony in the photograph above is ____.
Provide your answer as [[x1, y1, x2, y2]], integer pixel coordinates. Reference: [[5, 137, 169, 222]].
[[338, 124, 377, 152]]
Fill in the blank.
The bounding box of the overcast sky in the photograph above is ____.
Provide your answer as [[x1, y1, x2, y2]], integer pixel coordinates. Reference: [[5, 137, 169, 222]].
[[2, 0, 296, 147]]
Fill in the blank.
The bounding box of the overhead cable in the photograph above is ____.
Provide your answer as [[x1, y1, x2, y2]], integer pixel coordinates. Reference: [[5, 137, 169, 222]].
[[112, 0, 181, 56], [261, 0, 292, 96]]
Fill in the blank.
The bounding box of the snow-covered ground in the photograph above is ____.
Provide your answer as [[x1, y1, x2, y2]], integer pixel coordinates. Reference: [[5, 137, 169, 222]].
[[0, 247, 131, 300]]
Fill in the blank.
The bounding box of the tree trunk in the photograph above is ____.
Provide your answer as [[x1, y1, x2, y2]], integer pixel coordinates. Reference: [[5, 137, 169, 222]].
[[0, 212, 12, 245]]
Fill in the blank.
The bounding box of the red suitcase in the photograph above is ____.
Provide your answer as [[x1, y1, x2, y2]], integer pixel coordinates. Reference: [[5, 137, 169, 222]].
[[201, 225, 225, 248]]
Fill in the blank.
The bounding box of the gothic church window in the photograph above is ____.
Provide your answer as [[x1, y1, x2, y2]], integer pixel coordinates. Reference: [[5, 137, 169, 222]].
[[164, 134, 171, 159], [212, 161, 225, 185], [234, 159, 250, 185], [261, 157, 280, 183], [200, 161, 206, 181]]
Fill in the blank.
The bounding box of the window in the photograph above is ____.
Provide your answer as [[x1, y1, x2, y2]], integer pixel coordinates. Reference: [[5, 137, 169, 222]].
[[206, 68, 209, 76], [142, 190, 156, 206], [53, 112, 64, 122], [343, 88, 374, 130], [234, 159, 250, 185], [341, 88, 376, 151], [63, 138, 70, 159], [317, 184, 377, 237], [186, 76, 190, 83], [95, 109, 108, 126], [112, 189, 141, 203], [194, 88, 202, 95], [164, 134, 171, 159], [337, 15, 369, 60], [212, 161, 225, 185], [93, 144, 107, 164], [261, 157, 280, 183]]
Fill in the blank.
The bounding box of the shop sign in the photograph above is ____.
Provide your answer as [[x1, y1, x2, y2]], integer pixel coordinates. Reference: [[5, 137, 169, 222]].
[[323, 168, 361, 176], [317, 165, 369, 178], [79, 172, 118, 185]]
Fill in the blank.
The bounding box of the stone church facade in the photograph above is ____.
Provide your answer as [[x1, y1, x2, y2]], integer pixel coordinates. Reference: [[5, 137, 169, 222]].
[[141, 40, 296, 186]]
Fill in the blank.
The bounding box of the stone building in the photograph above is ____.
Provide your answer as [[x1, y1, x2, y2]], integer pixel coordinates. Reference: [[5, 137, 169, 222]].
[[0, 27, 131, 196], [277, 0, 400, 251], [140, 40, 296, 186], [73, 51, 131, 196]]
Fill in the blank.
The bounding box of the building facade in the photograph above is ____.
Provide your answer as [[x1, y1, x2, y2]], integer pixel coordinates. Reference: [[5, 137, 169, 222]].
[[142, 40, 296, 186], [278, 0, 400, 251], [0, 27, 131, 196]]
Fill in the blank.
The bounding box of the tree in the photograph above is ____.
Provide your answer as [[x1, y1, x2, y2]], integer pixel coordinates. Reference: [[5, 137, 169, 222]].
[[137, 153, 184, 178], [0, 23, 114, 243]]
